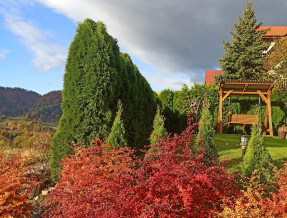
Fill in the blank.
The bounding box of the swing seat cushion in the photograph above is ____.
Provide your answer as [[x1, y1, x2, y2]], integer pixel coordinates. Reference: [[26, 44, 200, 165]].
[[227, 114, 258, 126]]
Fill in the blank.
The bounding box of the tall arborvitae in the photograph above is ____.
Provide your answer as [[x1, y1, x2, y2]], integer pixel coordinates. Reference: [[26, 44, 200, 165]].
[[50, 19, 121, 178], [108, 100, 127, 147], [150, 105, 168, 145], [120, 53, 156, 148], [219, 2, 268, 79], [196, 100, 218, 161], [242, 123, 274, 185], [50, 19, 156, 180]]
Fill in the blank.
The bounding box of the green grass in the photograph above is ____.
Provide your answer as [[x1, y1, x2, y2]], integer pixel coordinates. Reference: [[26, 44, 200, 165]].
[[215, 134, 287, 174]]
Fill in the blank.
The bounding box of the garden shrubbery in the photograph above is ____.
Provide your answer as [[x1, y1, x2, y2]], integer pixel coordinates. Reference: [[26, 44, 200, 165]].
[[0, 151, 40, 217], [44, 122, 239, 217]]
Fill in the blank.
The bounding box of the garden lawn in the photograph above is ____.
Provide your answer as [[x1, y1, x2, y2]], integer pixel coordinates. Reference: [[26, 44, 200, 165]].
[[215, 134, 287, 174]]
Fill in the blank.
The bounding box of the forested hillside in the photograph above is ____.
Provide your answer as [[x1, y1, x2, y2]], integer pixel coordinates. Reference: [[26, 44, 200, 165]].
[[24, 91, 62, 122], [0, 86, 40, 116], [0, 87, 62, 122]]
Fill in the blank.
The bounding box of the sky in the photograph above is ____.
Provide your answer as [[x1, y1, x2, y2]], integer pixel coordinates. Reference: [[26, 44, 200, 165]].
[[0, 0, 287, 95]]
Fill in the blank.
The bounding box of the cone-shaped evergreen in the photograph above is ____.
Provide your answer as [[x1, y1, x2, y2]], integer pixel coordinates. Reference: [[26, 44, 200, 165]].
[[50, 19, 156, 180], [242, 124, 274, 185], [150, 105, 168, 145], [119, 53, 156, 148], [219, 2, 268, 79], [196, 100, 218, 161], [108, 100, 127, 147]]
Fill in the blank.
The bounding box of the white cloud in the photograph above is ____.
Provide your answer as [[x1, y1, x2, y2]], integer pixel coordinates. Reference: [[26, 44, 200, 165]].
[[37, 0, 287, 85], [142, 71, 193, 92], [0, 50, 10, 60], [0, 1, 67, 72]]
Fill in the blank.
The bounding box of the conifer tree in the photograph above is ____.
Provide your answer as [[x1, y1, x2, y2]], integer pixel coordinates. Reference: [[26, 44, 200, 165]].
[[119, 53, 156, 148], [150, 105, 168, 145], [108, 100, 127, 147], [196, 99, 218, 161], [219, 2, 268, 79], [50, 19, 121, 179], [50, 19, 156, 180], [242, 123, 274, 185]]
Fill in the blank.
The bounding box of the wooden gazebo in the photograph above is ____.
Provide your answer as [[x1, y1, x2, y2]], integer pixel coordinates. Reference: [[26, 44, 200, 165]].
[[217, 80, 274, 136]]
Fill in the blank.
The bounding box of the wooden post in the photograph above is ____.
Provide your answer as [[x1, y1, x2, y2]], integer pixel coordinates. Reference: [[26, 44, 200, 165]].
[[264, 106, 268, 136], [267, 90, 273, 136], [217, 87, 223, 134], [257, 91, 269, 136]]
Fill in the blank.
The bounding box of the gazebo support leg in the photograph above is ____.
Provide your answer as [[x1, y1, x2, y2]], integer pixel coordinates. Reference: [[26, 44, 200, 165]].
[[267, 91, 273, 136]]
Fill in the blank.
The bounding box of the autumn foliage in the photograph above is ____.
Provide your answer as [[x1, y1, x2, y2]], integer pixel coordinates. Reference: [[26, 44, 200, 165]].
[[44, 123, 239, 217], [0, 152, 38, 217], [217, 165, 287, 217]]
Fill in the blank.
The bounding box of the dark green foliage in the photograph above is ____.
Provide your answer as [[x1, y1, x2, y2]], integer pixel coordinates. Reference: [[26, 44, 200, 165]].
[[50, 19, 122, 178], [219, 2, 268, 79], [119, 53, 156, 148], [242, 124, 274, 185], [196, 100, 218, 161], [150, 106, 168, 145], [108, 101, 127, 147], [158, 84, 219, 133], [248, 106, 284, 129], [159, 89, 183, 133], [50, 19, 155, 179], [173, 85, 191, 116]]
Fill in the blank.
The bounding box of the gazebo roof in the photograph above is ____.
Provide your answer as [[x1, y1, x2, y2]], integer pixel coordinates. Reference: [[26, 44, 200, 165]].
[[219, 80, 274, 96]]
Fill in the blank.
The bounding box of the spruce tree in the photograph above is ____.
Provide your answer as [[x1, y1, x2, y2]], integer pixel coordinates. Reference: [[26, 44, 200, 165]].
[[242, 123, 274, 185], [195, 99, 218, 161], [150, 105, 168, 145], [219, 2, 268, 79], [108, 100, 127, 147]]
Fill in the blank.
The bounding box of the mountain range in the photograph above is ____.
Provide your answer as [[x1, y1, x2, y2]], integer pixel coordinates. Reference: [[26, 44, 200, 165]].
[[0, 86, 62, 122]]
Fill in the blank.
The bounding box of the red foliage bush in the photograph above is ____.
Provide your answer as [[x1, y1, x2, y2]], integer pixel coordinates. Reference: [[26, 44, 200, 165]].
[[266, 164, 287, 216], [44, 124, 239, 217], [0, 151, 38, 217]]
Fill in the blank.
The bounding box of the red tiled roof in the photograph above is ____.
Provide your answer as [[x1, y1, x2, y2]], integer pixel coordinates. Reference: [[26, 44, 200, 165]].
[[258, 26, 287, 38], [205, 70, 223, 84]]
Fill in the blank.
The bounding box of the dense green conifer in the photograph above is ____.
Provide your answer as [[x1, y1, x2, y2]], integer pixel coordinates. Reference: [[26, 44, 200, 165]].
[[242, 123, 274, 185], [108, 100, 127, 147], [195, 100, 218, 161], [219, 2, 268, 79], [50, 19, 156, 180], [119, 53, 156, 148], [150, 105, 168, 145]]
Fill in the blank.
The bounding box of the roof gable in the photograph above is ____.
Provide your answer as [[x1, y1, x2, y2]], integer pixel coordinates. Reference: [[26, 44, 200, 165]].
[[205, 70, 223, 84], [258, 26, 287, 38]]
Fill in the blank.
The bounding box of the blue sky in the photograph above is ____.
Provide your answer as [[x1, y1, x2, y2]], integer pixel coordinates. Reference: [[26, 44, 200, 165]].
[[1, 0, 286, 95]]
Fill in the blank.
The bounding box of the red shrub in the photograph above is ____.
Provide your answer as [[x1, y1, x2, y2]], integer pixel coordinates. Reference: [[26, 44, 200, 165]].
[[45, 125, 239, 217], [265, 164, 287, 216], [0, 151, 37, 217]]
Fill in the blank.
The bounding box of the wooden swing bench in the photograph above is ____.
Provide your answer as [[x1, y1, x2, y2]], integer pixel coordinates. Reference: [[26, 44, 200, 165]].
[[227, 114, 258, 129]]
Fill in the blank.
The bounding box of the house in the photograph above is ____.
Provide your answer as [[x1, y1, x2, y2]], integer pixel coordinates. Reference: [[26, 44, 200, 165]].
[[205, 26, 287, 84], [258, 26, 287, 53], [205, 70, 222, 84]]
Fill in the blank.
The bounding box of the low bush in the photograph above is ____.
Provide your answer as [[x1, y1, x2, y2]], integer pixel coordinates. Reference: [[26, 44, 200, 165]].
[[44, 123, 239, 217], [0, 151, 39, 217]]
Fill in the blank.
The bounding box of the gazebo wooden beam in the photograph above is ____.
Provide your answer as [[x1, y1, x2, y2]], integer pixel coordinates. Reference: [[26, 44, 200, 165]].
[[222, 90, 233, 102], [257, 90, 268, 104], [223, 91, 268, 95]]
